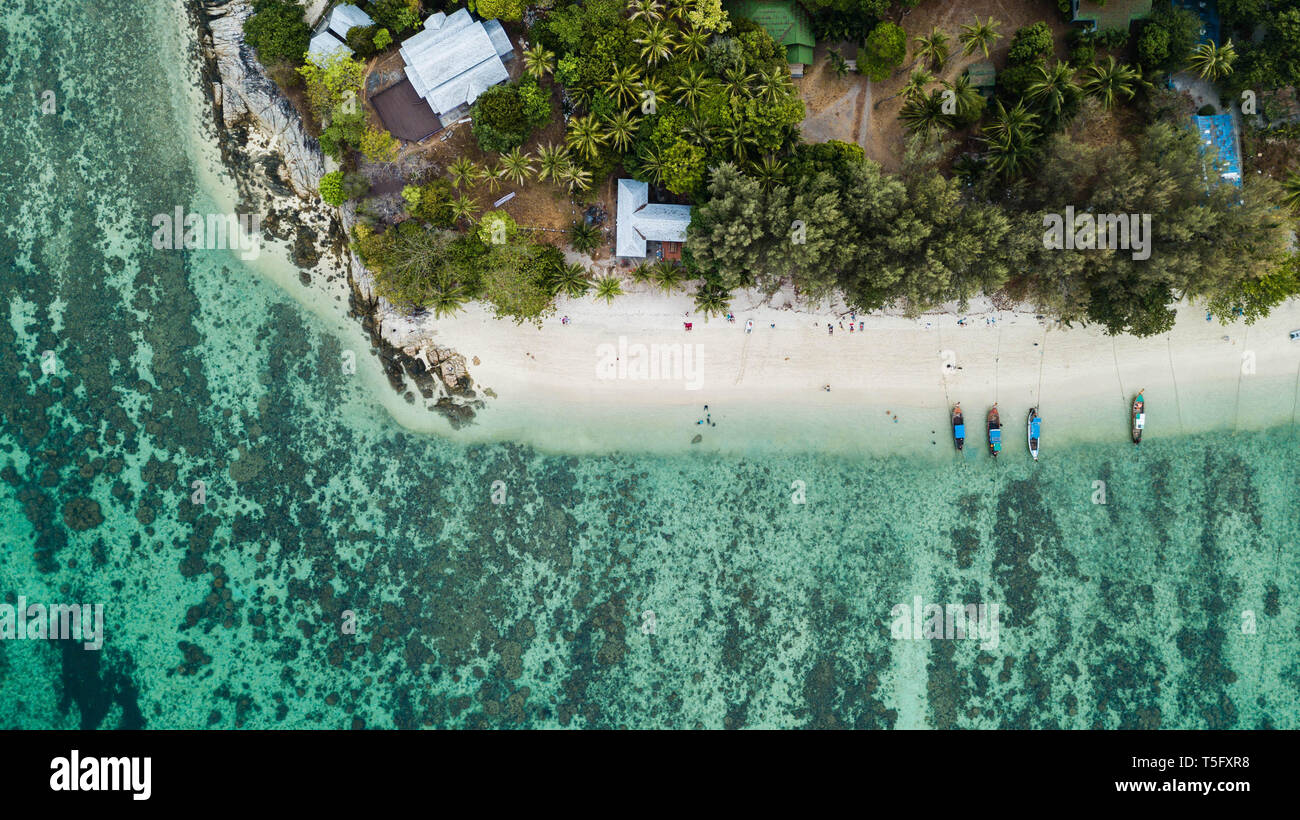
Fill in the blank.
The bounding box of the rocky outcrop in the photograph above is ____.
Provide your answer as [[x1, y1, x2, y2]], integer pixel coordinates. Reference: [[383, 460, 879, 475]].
[[202, 0, 324, 198]]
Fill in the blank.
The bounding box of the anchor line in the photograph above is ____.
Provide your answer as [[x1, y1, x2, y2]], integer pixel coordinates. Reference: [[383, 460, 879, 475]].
[[1166, 335, 1185, 435]]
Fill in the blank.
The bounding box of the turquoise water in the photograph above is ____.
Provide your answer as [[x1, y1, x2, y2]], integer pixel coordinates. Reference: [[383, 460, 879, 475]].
[[0, 0, 1297, 728]]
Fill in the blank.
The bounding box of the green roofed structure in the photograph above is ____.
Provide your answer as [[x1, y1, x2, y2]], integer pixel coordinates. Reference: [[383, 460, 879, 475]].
[[725, 1, 815, 75], [1071, 0, 1153, 31], [965, 60, 995, 98]]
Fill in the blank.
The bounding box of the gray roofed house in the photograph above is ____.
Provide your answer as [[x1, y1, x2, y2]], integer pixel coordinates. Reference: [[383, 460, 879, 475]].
[[616, 179, 693, 259], [400, 9, 515, 119], [308, 3, 374, 62]]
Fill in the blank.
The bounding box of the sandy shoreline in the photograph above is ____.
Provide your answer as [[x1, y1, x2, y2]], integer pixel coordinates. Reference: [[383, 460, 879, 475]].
[[370, 285, 1300, 456]]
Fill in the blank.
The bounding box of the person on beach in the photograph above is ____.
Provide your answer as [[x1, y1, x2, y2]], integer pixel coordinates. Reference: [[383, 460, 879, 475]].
[[827, 324, 833, 335]]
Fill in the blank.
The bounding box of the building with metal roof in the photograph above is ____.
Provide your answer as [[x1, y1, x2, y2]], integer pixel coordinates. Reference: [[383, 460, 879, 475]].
[[1193, 113, 1242, 188], [724, 1, 816, 73], [1071, 0, 1152, 31], [400, 9, 514, 120], [307, 4, 374, 63], [616, 179, 693, 259]]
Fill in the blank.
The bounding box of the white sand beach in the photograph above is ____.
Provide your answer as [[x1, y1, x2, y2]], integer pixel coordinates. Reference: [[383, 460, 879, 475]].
[[374, 284, 1300, 457]]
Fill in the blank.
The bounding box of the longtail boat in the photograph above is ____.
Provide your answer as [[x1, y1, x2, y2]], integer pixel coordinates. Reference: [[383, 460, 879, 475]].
[[1027, 408, 1041, 462], [952, 404, 965, 451], [1131, 390, 1145, 445], [987, 404, 1002, 457]]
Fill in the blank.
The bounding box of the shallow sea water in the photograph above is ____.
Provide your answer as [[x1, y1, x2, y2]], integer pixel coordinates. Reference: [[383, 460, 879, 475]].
[[0, 0, 1296, 728]]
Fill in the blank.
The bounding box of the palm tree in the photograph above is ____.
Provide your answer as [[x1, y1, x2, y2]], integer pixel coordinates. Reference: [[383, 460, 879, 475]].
[[604, 65, 642, 108], [628, 0, 664, 24], [448, 157, 481, 190], [693, 280, 731, 319], [723, 67, 757, 102], [536, 143, 569, 183], [594, 274, 625, 303], [664, 0, 690, 22], [522, 43, 555, 81], [569, 220, 601, 253], [499, 147, 534, 186], [1025, 61, 1079, 119], [682, 112, 714, 145], [983, 130, 1036, 178], [899, 91, 952, 139], [650, 261, 687, 294], [637, 146, 665, 185], [559, 162, 593, 193], [604, 109, 640, 152], [755, 68, 786, 104], [677, 26, 708, 61], [982, 99, 1039, 143], [637, 21, 674, 67], [959, 16, 1001, 58], [482, 162, 504, 194], [876, 68, 934, 108], [449, 194, 479, 226], [750, 154, 788, 188], [1188, 39, 1237, 81], [630, 262, 655, 284], [1283, 170, 1300, 212], [942, 73, 984, 121], [827, 49, 849, 77], [430, 284, 471, 319], [566, 113, 607, 161], [638, 76, 668, 113], [912, 29, 950, 70], [548, 262, 592, 297], [722, 122, 757, 162], [1082, 56, 1143, 109], [675, 65, 711, 107]]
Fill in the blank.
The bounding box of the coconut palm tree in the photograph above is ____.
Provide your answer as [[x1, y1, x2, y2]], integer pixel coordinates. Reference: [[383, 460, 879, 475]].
[[693, 279, 731, 318], [876, 68, 934, 108], [750, 154, 788, 188], [566, 113, 608, 161], [650, 261, 687, 294], [430, 284, 471, 319], [1082, 56, 1143, 109], [959, 16, 1001, 58], [569, 220, 601, 253], [499, 147, 534, 186], [899, 91, 952, 139], [628, 0, 664, 24], [675, 65, 711, 107], [637, 75, 668, 113], [637, 146, 665, 186], [594, 274, 625, 303], [522, 43, 555, 81], [682, 111, 714, 145], [983, 130, 1036, 178], [559, 162, 593, 193], [1188, 39, 1237, 81], [604, 109, 640, 152], [536, 143, 569, 183], [1026, 61, 1079, 119], [664, 0, 690, 22], [676, 25, 708, 61], [982, 98, 1039, 143], [912, 29, 950, 70], [482, 162, 504, 194], [449, 194, 479, 226], [755, 68, 788, 104], [721, 122, 757, 162], [548, 262, 592, 297], [448, 157, 482, 190], [941, 73, 984, 121], [637, 21, 674, 67], [1283, 171, 1300, 212], [604, 65, 643, 108], [630, 262, 655, 284]]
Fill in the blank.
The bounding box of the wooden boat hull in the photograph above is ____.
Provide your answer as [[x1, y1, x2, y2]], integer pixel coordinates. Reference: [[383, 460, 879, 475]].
[[986, 407, 1001, 457], [1027, 408, 1040, 461], [1131, 394, 1145, 444], [952, 407, 965, 451]]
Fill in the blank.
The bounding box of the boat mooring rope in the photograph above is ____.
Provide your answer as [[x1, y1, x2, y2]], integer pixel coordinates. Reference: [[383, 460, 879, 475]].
[[1111, 338, 1127, 406], [1035, 326, 1047, 412], [1231, 327, 1248, 434], [1166, 335, 1185, 435]]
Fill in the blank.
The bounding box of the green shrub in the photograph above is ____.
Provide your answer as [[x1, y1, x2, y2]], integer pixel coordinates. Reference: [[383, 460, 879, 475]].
[[1007, 22, 1054, 65], [470, 80, 554, 153], [319, 171, 345, 206], [1197, 103, 1217, 116], [859, 22, 906, 82], [346, 25, 380, 58], [470, 0, 526, 20], [373, 28, 393, 51], [369, 0, 420, 33], [243, 0, 310, 64]]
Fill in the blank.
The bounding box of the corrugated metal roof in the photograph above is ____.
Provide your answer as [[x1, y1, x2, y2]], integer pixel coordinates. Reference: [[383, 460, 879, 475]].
[[616, 179, 692, 257], [400, 11, 512, 116], [327, 4, 374, 39], [484, 18, 514, 58], [308, 31, 350, 62]]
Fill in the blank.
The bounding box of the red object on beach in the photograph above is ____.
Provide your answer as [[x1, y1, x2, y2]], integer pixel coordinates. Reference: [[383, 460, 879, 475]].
[[684, 322, 693, 331]]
